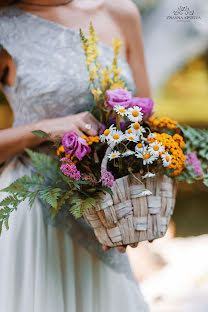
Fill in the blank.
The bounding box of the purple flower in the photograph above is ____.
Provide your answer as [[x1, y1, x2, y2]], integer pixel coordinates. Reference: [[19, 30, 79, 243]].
[[62, 132, 79, 155], [99, 169, 114, 188], [185, 153, 204, 177], [109, 117, 126, 130], [62, 132, 91, 161], [99, 123, 106, 135], [130, 97, 154, 120], [60, 159, 81, 181], [105, 88, 132, 109], [75, 137, 91, 161]]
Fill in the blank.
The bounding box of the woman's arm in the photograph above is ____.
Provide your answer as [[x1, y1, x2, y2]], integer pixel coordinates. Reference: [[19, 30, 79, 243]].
[[108, 0, 151, 98], [0, 49, 99, 165], [125, 4, 151, 97], [0, 114, 99, 165]]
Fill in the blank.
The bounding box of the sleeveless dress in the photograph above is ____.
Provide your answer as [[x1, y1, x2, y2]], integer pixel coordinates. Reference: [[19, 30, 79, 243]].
[[0, 6, 149, 312]]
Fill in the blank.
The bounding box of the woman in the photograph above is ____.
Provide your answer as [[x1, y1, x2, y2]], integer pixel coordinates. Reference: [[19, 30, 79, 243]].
[[0, 0, 151, 311]]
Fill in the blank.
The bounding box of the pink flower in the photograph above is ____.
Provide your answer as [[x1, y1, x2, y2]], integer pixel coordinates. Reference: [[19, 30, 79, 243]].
[[62, 132, 79, 155], [130, 97, 154, 120], [105, 88, 132, 109], [99, 169, 114, 188], [75, 137, 91, 161], [185, 153, 204, 177], [62, 132, 91, 161], [60, 158, 81, 180]]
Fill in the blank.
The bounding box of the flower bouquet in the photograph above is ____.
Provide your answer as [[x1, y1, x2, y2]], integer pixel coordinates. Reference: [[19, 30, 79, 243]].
[[0, 25, 208, 246]]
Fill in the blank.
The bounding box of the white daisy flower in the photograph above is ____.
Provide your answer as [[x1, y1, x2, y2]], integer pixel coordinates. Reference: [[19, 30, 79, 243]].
[[125, 132, 140, 143], [131, 122, 141, 131], [142, 172, 156, 179], [125, 128, 134, 135], [136, 149, 158, 165], [147, 133, 156, 140], [108, 150, 120, 160], [127, 106, 143, 123], [137, 190, 152, 197], [100, 125, 115, 143], [161, 152, 172, 167], [138, 126, 146, 135], [108, 130, 125, 148], [114, 105, 127, 117], [149, 140, 165, 156], [128, 123, 145, 137], [135, 141, 146, 153], [122, 149, 135, 157]]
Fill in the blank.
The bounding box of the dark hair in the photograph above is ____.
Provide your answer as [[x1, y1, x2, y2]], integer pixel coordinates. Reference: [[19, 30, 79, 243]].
[[0, 0, 18, 7]]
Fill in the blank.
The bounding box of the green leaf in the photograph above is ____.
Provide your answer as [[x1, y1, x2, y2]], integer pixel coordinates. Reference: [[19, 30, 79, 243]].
[[25, 149, 58, 175], [98, 186, 114, 196], [31, 130, 50, 139], [28, 190, 39, 209], [39, 187, 62, 210]]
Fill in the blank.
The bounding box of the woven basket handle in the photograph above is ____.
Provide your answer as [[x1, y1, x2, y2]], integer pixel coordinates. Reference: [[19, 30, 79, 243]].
[[101, 147, 112, 170]]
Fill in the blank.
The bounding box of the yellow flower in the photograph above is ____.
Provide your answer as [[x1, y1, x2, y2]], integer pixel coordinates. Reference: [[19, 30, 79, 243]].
[[110, 80, 126, 90], [57, 145, 65, 156], [148, 117, 178, 130], [81, 135, 100, 145], [91, 88, 102, 101], [149, 132, 186, 176]]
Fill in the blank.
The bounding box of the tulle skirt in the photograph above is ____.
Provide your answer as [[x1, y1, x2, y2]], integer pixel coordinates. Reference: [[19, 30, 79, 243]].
[[0, 158, 149, 312]]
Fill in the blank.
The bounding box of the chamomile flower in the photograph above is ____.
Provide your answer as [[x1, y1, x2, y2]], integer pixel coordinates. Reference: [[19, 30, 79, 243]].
[[136, 148, 158, 165], [127, 106, 143, 123], [108, 150, 120, 160], [100, 125, 115, 143], [125, 132, 140, 143], [131, 122, 141, 131], [114, 105, 127, 117], [128, 124, 145, 137], [161, 152, 172, 167], [147, 133, 156, 140], [108, 130, 125, 148], [122, 149, 135, 157], [135, 141, 145, 153], [149, 140, 165, 156], [142, 172, 156, 179]]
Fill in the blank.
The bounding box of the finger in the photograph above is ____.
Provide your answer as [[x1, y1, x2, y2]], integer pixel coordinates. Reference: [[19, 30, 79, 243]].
[[116, 246, 126, 253], [79, 121, 98, 136], [72, 128, 85, 137], [129, 242, 139, 248], [82, 113, 99, 136], [102, 245, 111, 252]]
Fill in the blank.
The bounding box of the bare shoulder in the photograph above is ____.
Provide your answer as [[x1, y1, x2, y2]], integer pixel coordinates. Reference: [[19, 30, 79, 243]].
[[105, 0, 141, 23], [105, 0, 142, 46]]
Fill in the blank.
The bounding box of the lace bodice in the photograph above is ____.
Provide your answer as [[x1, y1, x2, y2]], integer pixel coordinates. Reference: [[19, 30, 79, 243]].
[[0, 6, 135, 127]]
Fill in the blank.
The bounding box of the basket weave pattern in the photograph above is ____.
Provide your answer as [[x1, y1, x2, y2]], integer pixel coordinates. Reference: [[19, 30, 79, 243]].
[[84, 173, 177, 247]]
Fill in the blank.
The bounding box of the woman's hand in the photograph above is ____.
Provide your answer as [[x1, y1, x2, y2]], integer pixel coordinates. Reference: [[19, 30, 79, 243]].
[[0, 112, 100, 164], [38, 111, 100, 140], [102, 243, 139, 254]]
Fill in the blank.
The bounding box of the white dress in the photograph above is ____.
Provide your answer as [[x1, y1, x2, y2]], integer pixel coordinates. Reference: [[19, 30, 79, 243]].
[[0, 6, 149, 312]]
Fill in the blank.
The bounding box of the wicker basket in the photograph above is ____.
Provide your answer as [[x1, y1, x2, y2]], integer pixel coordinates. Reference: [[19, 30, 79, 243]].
[[84, 172, 177, 247]]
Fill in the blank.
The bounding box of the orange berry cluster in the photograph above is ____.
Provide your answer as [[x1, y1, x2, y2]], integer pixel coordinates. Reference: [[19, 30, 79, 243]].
[[149, 133, 186, 176], [148, 117, 178, 130], [57, 145, 65, 156], [81, 135, 100, 145]]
